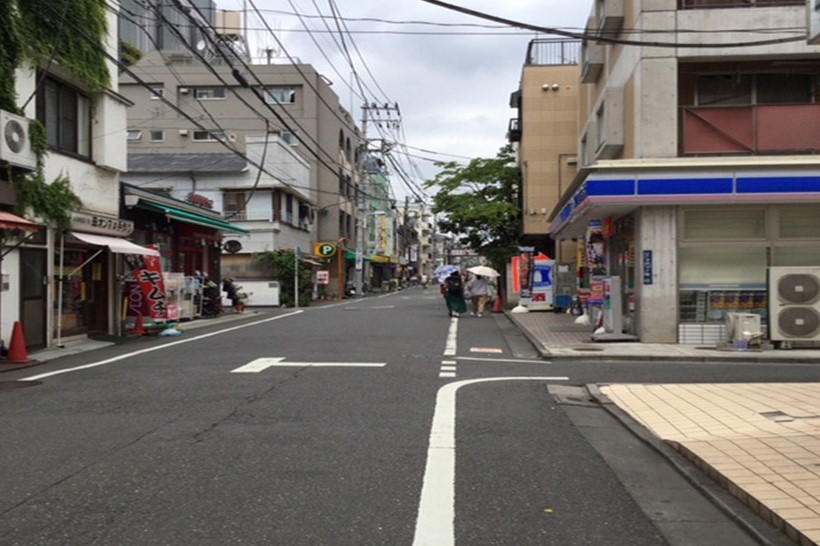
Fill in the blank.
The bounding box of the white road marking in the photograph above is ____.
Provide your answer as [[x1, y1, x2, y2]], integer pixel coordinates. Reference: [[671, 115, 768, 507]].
[[441, 360, 456, 365], [413, 376, 570, 546], [469, 347, 503, 353], [22, 311, 305, 381], [440, 365, 456, 371], [457, 356, 549, 364], [438, 372, 456, 378], [444, 317, 458, 356], [231, 358, 386, 373]]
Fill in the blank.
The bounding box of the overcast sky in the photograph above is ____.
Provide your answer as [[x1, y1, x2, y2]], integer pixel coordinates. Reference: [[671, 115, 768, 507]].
[[214, 1, 590, 193]]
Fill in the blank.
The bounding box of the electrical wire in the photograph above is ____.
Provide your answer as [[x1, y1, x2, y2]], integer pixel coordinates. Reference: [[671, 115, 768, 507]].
[[417, 0, 805, 49], [33, 0, 393, 207]]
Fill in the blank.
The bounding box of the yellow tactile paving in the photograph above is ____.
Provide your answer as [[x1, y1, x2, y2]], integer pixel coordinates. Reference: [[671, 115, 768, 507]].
[[602, 383, 820, 546]]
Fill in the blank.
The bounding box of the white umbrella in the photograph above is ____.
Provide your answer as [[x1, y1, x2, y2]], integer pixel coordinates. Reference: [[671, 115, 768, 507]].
[[467, 265, 500, 277]]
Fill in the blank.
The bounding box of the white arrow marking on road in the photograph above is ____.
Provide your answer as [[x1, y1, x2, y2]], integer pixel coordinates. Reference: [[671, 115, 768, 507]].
[[231, 357, 386, 373], [413, 376, 570, 546]]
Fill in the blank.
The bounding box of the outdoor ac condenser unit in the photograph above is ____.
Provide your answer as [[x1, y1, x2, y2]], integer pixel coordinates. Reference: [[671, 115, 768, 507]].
[[769, 266, 820, 341], [0, 110, 36, 170], [725, 313, 761, 343]]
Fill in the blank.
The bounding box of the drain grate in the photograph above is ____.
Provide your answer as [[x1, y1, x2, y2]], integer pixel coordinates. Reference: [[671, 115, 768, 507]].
[[0, 380, 42, 391], [572, 347, 604, 352]]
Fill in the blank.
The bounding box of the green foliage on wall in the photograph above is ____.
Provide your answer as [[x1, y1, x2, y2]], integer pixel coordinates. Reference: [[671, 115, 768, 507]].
[[0, 0, 22, 112], [0, 0, 106, 229], [17, 0, 110, 92], [10, 119, 83, 232]]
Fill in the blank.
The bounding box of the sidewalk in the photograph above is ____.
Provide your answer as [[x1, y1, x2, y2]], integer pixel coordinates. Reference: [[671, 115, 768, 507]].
[[509, 309, 820, 546]]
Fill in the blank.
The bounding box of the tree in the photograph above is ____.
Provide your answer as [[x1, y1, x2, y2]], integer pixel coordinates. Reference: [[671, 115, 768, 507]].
[[255, 249, 313, 307], [424, 145, 521, 270]]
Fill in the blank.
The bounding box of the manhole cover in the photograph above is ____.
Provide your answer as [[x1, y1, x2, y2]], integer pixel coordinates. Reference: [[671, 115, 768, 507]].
[[572, 347, 605, 352], [0, 380, 42, 391]]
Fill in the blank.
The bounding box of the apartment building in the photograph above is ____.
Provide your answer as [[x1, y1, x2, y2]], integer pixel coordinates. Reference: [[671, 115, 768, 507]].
[[0, 2, 155, 348], [547, 0, 820, 343], [509, 39, 581, 260], [119, 49, 363, 297]]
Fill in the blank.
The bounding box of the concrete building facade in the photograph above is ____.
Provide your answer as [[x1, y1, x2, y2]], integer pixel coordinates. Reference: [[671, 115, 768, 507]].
[[119, 50, 363, 297], [547, 0, 820, 343]]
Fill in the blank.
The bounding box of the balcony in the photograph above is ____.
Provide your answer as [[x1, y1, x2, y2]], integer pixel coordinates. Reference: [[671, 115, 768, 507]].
[[682, 104, 820, 155], [507, 118, 521, 142], [680, 0, 801, 8]]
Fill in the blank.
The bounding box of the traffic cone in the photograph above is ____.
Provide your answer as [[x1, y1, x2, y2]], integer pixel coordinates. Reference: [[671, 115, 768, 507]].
[[131, 313, 147, 336], [6, 321, 32, 364], [492, 296, 504, 313]]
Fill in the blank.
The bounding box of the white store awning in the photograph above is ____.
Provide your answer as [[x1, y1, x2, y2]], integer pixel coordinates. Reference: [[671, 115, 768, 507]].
[[71, 232, 159, 256]]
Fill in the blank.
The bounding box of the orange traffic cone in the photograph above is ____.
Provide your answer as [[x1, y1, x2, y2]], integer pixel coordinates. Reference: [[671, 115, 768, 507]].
[[6, 321, 32, 363], [131, 313, 147, 336], [492, 296, 504, 313]]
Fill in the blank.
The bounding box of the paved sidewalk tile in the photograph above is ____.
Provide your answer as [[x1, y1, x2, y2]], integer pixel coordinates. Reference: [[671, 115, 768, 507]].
[[603, 383, 820, 546]]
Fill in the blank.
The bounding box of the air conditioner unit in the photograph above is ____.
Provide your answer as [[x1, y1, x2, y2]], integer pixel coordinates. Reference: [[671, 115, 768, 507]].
[[725, 313, 761, 343], [0, 110, 36, 170], [179, 129, 189, 136], [179, 87, 189, 94], [769, 266, 820, 341]]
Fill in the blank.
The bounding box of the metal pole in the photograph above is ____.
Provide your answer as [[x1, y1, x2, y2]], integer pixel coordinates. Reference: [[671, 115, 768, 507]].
[[56, 232, 65, 348], [294, 247, 299, 308]]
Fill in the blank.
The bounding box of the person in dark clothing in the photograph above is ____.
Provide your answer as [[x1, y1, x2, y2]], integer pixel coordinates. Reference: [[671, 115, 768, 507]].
[[443, 271, 467, 317]]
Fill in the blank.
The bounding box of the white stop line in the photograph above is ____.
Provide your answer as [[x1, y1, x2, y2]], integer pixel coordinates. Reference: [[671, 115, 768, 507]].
[[412, 376, 570, 546]]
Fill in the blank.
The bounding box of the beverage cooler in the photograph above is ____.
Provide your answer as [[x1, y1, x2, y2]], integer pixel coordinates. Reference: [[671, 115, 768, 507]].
[[679, 287, 768, 324]]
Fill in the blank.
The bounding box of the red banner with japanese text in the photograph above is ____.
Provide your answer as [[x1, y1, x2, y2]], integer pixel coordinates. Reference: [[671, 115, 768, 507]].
[[124, 247, 167, 319]]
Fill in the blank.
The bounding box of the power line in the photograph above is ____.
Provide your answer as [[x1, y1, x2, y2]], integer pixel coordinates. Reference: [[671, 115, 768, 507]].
[[417, 0, 806, 48]]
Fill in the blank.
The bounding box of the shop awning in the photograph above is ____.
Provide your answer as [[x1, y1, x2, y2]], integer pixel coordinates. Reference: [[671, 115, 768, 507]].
[[72, 232, 159, 256], [141, 202, 249, 235], [0, 211, 38, 232]]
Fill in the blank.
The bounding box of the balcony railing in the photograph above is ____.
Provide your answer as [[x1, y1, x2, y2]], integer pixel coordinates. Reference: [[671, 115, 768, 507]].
[[680, 0, 801, 9], [525, 39, 580, 66], [681, 104, 820, 155]]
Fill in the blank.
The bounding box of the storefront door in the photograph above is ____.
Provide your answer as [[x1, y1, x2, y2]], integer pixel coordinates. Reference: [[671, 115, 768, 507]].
[[20, 248, 47, 349]]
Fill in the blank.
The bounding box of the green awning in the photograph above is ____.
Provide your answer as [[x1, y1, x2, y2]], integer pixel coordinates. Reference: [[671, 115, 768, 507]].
[[141, 202, 249, 235], [345, 250, 375, 262]]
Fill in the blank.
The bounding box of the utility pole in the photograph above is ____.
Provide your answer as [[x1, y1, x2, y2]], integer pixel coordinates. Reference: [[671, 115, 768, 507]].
[[354, 102, 401, 297]]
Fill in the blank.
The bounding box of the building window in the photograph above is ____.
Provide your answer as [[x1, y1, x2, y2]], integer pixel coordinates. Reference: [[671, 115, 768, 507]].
[[150, 86, 164, 100], [150, 130, 165, 142], [192, 130, 230, 142], [285, 194, 294, 224], [756, 74, 813, 105], [36, 75, 91, 157], [264, 86, 296, 104], [194, 87, 226, 100], [127, 130, 143, 141], [223, 191, 247, 220]]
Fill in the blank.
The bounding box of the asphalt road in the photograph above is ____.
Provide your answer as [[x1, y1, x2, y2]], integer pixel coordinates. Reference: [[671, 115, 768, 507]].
[[0, 287, 813, 545]]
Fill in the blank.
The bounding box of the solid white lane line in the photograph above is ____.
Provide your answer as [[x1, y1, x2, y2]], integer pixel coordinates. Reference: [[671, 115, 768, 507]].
[[413, 376, 570, 546], [443, 317, 458, 357], [22, 311, 305, 381]]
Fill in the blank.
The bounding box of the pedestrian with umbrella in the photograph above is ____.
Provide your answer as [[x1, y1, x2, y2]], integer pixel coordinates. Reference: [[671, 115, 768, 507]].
[[465, 274, 491, 317], [443, 270, 468, 317]]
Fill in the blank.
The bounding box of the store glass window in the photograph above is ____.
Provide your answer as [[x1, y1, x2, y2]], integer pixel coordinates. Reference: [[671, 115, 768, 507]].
[[680, 247, 768, 323], [683, 208, 765, 240], [773, 246, 820, 267], [778, 207, 820, 238]]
